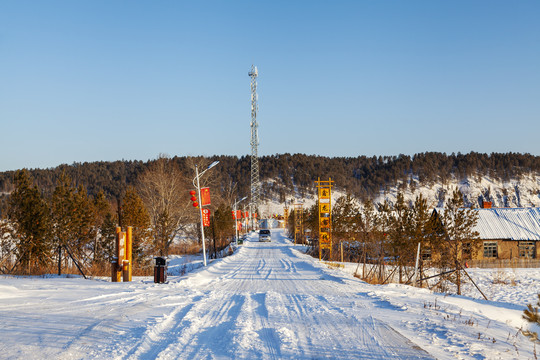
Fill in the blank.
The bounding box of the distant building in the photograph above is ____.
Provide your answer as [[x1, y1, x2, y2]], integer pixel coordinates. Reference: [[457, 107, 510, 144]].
[[472, 207, 540, 260], [429, 207, 540, 262]]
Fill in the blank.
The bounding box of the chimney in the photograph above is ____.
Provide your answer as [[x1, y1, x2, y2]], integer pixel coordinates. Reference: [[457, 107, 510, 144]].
[[482, 200, 492, 209]]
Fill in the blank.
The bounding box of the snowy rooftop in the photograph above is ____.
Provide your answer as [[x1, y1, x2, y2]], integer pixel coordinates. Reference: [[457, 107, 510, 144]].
[[473, 207, 540, 241]]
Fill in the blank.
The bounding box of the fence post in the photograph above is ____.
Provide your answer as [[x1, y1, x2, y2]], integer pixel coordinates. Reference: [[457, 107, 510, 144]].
[[413, 242, 421, 287]]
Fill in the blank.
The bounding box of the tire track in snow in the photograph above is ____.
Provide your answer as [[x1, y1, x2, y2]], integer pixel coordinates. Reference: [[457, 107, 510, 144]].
[[151, 292, 248, 359], [264, 291, 435, 359], [119, 295, 203, 360], [251, 292, 282, 359], [227, 292, 282, 360]]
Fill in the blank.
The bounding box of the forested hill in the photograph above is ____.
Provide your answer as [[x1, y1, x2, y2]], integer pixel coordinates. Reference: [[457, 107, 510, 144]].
[[1, 152, 539, 212]]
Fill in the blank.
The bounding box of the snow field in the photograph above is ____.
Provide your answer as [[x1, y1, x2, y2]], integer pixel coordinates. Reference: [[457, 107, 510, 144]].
[[0, 229, 539, 359]]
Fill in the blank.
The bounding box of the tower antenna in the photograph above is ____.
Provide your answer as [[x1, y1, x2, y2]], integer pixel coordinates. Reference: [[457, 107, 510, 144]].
[[249, 65, 260, 228]]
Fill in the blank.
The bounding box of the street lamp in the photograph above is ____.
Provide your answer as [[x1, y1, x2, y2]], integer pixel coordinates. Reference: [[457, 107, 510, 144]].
[[234, 196, 248, 243], [193, 160, 220, 266]]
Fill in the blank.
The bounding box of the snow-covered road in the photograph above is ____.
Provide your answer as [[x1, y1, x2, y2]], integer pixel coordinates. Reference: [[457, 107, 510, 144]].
[[1, 229, 537, 359], [136, 231, 434, 359]]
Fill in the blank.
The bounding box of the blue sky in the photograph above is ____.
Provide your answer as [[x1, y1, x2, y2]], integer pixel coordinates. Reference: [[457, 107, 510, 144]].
[[1, 1, 539, 171]]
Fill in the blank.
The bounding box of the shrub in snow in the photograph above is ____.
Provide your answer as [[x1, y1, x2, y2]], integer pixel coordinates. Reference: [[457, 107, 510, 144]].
[[523, 294, 540, 342]]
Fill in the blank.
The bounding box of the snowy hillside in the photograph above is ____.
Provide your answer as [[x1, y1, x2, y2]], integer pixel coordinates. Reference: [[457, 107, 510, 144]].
[[258, 173, 540, 216], [378, 173, 540, 208]]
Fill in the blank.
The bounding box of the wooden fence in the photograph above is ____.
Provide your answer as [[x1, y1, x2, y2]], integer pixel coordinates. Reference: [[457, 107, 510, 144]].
[[468, 258, 540, 268]]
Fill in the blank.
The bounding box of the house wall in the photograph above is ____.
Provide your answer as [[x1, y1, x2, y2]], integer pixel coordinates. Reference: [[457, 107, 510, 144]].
[[473, 239, 539, 260], [422, 239, 539, 262], [499, 241, 517, 259]]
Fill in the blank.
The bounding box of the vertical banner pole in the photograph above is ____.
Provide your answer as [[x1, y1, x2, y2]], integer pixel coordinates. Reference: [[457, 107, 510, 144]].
[[126, 227, 133, 282], [316, 177, 334, 261], [196, 166, 208, 266], [119, 231, 126, 282], [112, 227, 123, 282], [327, 178, 331, 260]]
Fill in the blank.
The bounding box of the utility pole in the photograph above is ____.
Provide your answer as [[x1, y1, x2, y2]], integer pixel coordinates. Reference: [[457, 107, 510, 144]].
[[249, 65, 260, 230]]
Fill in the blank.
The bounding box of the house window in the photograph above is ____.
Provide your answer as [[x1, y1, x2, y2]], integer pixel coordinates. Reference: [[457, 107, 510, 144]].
[[519, 241, 535, 259], [462, 242, 472, 259], [483, 242, 498, 258], [421, 248, 432, 261]]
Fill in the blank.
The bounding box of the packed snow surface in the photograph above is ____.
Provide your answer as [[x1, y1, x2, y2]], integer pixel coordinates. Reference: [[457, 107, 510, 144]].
[[1, 230, 539, 359]]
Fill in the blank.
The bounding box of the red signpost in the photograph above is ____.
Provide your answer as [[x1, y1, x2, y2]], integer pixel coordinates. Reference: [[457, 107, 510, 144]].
[[202, 208, 211, 227]]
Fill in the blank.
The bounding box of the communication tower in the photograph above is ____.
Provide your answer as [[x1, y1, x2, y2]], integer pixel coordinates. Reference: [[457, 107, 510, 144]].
[[249, 65, 260, 227]]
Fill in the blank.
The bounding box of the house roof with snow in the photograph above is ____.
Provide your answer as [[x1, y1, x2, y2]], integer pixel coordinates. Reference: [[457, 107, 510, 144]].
[[472, 208, 540, 241]]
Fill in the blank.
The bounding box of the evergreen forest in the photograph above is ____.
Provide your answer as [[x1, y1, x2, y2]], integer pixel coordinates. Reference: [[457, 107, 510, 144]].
[[1, 151, 539, 282], [1, 151, 539, 216]]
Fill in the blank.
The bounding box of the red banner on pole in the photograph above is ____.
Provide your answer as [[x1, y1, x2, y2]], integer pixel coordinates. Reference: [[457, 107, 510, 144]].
[[200, 187, 211, 206], [202, 208, 211, 227], [237, 210, 242, 219], [244, 211, 249, 219]]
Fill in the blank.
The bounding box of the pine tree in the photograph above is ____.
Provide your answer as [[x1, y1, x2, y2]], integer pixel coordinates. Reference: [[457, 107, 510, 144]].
[[358, 199, 380, 262], [91, 190, 113, 263], [332, 194, 360, 244], [122, 186, 151, 262], [50, 173, 96, 273], [408, 194, 435, 285], [50, 171, 75, 271], [8, 170, 51, 273], [71, 184, 97, 260], [389, 192, 414, 282], [523, 294, 540, 341], [210, 203, 235, 258], [438, 189, 480, 294], [97, 213, 117, 263]]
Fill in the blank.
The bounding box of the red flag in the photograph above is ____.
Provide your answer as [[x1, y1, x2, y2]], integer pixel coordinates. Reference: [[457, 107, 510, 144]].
[[200, 187, 211, 206], [244, 211, 249, 219], [236, 210, 241, 219], [202, 208, 211, 227]]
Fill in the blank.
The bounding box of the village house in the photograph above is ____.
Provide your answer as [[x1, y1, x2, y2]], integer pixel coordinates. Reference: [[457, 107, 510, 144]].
[[428, 205, 540, 266], [471, 206, 540, 261]]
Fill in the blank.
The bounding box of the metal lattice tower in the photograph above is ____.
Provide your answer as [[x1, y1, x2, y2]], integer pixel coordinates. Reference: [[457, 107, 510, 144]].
[[248, 65, 260, 223]]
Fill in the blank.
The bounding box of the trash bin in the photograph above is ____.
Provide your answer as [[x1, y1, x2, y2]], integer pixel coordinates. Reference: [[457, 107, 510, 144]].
[[154, 257, 167, 283]]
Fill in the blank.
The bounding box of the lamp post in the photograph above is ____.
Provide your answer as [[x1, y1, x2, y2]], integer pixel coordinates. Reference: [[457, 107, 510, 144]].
[[234, 196, 248, 242], [193, 161, 219, 266]]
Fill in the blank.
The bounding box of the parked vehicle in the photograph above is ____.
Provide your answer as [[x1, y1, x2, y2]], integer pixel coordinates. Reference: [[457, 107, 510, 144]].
[[259, 229, 271, 242]]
